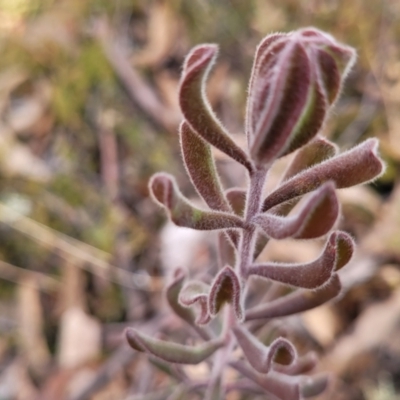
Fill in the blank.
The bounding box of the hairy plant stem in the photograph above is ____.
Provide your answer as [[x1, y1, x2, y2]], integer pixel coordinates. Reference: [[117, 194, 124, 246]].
[[204, 168, 267, 398], [205, 307, 236, 400], [238, 168, 267, 279]]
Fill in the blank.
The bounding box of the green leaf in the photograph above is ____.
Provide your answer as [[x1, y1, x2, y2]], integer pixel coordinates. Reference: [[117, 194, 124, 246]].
[[126, 328, 223, 365]]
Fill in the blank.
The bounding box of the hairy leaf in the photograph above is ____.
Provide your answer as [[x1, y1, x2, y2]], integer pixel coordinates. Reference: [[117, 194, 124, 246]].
[[179, 280, 210, 325], [225, 188, 247, 217], [179, 45, 253, 171], [208, 265, 243, 321], [282, 137, 339, 182], [231, 361, 300, 400], [274, 352, 318, 376], [180, 121, 230, 211], [232, 325, 297, 374], [274, 137, 339, 216], [165, 269, 210, 339], [246, 274, 342, 321], [298, 28, 356, 103], [245, 33, 287, 143], [253, 181, 339, 240], [262, 138, 385, 211], [149, 173, 246, 230], [247, 231, 352, 288], [166, 268, 195, 325], [249, 38, 327, 166], [126, 328, 223, 364]]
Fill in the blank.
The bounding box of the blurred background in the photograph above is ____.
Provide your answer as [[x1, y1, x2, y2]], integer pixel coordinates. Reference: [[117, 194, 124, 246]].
[[0, 0, 399, 399]]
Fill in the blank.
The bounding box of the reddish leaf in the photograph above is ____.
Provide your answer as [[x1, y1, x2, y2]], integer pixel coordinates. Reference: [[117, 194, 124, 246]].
[[247, 231, 351, 289], [245, 33, 287, 142], [245, 274, 342, 321], [149, 173, 246, 230], [232, 325, 297, 374], [208, 266, 243, 321], [253, 181, 339, 240], [249, 38, 327, 166], [282, 137, 338, 182], [165, 268, 210, 339], [231, 361, 300, 400], [225, 188, 247, 217], [335, 232, 355, 270], [179, 45, 253, 171], [274, 137, 339, 216], [262, 138, 385, 211], [298, 27, 356, 91], [180, 121, 230, 212], [179, 280, 211, 325], [166, 268, 196, 325], [274, 352, 318, 376], [126, 328, 223, 365]]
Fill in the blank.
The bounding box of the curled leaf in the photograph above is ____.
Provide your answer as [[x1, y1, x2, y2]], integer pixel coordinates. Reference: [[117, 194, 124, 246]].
[[247, 231, 352, 289], [232, 325, 297, 374], [208, 265, 243, 321], [274, 137, 339, 216], [253, 181, 339, 240], [282, 137, 339, 182], [248, 37, 327, 166], [179, 280, 211, 325], [334, 231, 354, 270], [165, 269, 210, 339], [245, 33, 287, 143], [179, 45, 253, 171], [149, 173, 246, 230], [231, 361, 300, 400], [263, 138, 385, 211], [274, 351, 318, 375], [180, 121, 230, 211], [166, 268, 195, 325], [126, 328, 223, 365], [246, 274, 342, 321]]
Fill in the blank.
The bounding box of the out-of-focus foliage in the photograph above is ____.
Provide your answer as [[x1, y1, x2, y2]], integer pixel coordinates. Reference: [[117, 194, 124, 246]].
[[0, 0, 399, 399]]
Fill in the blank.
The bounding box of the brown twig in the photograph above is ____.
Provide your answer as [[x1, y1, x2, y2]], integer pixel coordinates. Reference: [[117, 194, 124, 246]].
[[92, 18, 181, 133]]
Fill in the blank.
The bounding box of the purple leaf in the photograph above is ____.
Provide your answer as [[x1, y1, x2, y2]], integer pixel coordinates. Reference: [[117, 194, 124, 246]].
[[274, 137, 339, 216], [165, 268, 210, 339], [298, 28, 356, 104], [225, 188, 247, 217], [149, 172, 246, 230], [232, 325, 297, 374], [179, 45, 253, 171], [253, 181, 339, 240], [262, 138, 385, 212], [166, 268, 196, 325], [180, 121, 230, 212], [179, 280, 211, 325], [126, 328, 223, 364], [208, 265, 244, 321], [246, 274, 342, 321], [244, 27, 354, 167], [248, 35, 328, 166], [335, 231, 355, 270], [274, 351, 318, 375], [247, 231, 352, 289], [282, 137, 339, 182], [231, 361, 300, 400], [245, 33, 287, 142]]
